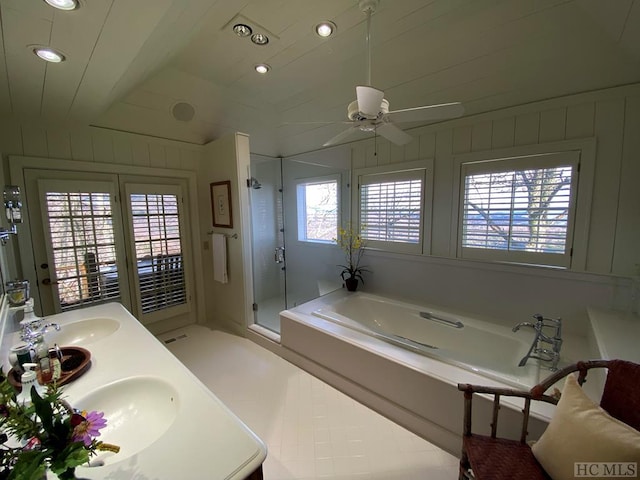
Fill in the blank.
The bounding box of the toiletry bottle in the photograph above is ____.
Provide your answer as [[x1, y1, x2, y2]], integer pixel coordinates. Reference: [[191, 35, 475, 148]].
[[31, 333, 51, 384], [48, 346, 62, 381], [17, 363, 39, 405]]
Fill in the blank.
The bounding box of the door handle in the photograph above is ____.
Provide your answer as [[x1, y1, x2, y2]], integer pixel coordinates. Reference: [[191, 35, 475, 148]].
[[274, 247, 285, 264], [41, 278, 59, 286]]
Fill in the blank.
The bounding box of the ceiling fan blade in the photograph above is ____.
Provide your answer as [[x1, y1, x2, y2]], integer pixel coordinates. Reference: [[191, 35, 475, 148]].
[[376, 122, 413, 146], [386, 102, 464, 123], [323, 125, 361, 147], [356, 85, 384, 118]]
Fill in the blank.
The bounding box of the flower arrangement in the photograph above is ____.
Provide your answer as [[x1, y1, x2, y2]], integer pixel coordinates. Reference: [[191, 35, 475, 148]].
[[0, 373, 119, 480], [335, 225, 369, 290]]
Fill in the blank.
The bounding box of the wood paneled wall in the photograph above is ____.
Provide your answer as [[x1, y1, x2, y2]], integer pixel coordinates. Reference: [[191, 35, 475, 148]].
[[0, 118, 202, 171], [347, 84, 639, 276]]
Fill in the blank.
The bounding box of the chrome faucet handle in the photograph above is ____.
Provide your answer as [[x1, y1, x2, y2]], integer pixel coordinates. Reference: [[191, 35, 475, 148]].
[[542, 317, 562, 338], [532, 313, 545, 323], [40, 322, 61, 334]]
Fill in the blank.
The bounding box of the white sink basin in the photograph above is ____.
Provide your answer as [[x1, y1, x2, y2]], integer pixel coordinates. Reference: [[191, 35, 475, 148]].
[[74, 376, 179, 465], [46, 317, 120, 346]]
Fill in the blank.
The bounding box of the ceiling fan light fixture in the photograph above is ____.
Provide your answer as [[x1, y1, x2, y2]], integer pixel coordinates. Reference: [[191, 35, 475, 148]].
[[250, 33, 269, 45], [233, 24, 252, 37], [255, 64, 270, 74], [43, 0, 78, 10], [33, 47, 65, 63], [315, 21, 336, 37]]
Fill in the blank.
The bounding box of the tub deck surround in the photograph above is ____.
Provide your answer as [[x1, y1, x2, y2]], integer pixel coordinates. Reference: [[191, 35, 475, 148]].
[[312, 293, 542, 389], [279, 290, 592, 456], [1, 302, 266, 480], [588, 307, 640, 363]]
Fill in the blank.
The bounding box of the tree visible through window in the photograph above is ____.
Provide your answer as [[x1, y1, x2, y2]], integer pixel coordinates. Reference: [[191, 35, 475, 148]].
[[296, 178, 338, 243], [460, 153, 578, 267], [44, 191, 120, 310]]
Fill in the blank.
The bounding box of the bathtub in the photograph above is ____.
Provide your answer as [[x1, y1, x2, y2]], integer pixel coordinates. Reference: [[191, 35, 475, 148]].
[[311, 292, 540, 388], [277, 290, 586, 456]]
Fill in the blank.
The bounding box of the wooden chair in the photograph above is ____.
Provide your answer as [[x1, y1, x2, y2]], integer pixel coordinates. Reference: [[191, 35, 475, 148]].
[[457, 359, 640, 480]]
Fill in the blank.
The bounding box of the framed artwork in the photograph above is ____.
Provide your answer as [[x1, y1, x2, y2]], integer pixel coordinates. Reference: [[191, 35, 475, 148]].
[[210, 181, 233, 228]]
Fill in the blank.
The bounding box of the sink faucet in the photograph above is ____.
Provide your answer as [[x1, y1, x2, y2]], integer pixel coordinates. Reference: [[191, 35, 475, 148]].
[[20, 318, 61, 344], [513, 314, 563, 371]]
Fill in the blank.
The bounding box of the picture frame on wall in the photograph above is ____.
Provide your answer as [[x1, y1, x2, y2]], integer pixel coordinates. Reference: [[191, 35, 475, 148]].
[[210, 181, 233, 228]]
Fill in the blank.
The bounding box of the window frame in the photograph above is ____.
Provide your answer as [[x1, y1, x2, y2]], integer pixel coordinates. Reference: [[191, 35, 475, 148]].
[[451, 140, 596, 270], [124, 182, 192, 324], [353, 160, 433, 255], [295, 174, 341, 245], [37, 178, 130, 312]]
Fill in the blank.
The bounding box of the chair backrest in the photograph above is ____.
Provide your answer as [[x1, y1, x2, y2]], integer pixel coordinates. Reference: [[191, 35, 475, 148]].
[[600, 359, 640, 431]]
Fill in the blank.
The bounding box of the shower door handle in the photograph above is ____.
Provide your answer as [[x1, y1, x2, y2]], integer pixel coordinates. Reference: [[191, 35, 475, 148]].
[[274, 247, 285, 264]]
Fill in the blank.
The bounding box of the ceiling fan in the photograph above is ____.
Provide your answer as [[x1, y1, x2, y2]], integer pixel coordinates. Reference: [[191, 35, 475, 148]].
[[322, 0, 464, 147]]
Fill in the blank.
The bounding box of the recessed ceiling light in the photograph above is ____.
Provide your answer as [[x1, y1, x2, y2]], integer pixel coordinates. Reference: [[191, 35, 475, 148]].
[[315, 21, 336, 37], [250, 33, 269, 46], [33, 47, 65, 63], [233, 24, 252, 37], [255, 64, 270, 74], [44, 0, 78, 10]]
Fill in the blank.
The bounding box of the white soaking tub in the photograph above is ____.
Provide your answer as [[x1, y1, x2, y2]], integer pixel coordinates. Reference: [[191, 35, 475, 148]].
[[278, 290, 574, 456], [312, 292, 540, 388]]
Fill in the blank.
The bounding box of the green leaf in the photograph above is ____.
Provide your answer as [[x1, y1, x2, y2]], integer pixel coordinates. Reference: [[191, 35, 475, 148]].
[[49, 442, 89, 474], [31, 386, 54, 433], [7, 450, 47, 480]]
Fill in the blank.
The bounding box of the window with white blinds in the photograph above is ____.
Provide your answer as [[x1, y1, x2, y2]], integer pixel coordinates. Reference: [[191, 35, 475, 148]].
[[459, 151, 579, 267], [358, 169, 425, 253], [129, 191, 187, 315], [44, 191, 121, 310]]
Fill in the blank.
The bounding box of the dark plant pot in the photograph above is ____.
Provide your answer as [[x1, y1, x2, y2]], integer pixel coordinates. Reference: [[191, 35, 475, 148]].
[[345, 277, 358, 292]]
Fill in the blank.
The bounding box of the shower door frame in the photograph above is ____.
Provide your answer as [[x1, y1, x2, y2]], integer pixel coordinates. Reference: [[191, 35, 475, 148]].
[[248, 156, 288, 334]]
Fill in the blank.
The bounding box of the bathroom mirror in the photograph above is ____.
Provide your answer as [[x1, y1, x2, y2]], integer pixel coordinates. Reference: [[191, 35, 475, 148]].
[[3, 185, 22, 224]]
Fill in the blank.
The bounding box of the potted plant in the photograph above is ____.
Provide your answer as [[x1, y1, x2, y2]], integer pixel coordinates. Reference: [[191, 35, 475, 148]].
[[336, 225, 369, 292], [0, 373, 118, 480]]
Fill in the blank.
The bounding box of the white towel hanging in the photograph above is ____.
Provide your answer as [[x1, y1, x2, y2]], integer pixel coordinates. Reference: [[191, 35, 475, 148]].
[[211, 233, 228, 284]]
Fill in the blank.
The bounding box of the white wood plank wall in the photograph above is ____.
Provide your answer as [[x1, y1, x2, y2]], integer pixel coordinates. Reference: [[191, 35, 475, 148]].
[[0, 119, 202, 171], [348, 85, 640, 276]]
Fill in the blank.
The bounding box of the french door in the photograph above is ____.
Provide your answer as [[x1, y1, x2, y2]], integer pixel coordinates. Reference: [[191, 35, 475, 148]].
[[26, 169, 192, 325], [123, 183, 190, 323]]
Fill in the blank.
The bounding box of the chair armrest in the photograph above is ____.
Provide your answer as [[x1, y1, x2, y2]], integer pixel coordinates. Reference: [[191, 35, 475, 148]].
[[457, 360, 613, 441]]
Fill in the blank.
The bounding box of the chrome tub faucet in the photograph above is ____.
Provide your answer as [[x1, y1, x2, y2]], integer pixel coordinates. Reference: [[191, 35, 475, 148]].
[[513, 313, 563, 371]]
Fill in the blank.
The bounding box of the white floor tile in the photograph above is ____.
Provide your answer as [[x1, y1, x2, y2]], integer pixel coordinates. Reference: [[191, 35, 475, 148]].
[[159, 325, 459, 480]]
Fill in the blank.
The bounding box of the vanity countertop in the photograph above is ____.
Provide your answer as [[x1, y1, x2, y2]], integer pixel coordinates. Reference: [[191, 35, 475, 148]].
[[4, 302, 266, 480]]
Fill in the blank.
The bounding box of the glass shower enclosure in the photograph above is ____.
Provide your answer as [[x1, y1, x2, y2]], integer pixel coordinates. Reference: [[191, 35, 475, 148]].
[[249, 154, 349, 334], [249, 156, 286, 332]]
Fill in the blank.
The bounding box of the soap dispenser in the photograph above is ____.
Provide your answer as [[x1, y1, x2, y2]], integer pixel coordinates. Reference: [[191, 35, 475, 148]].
[[17, 363, 40, 405], [20, 298, 41, 324]]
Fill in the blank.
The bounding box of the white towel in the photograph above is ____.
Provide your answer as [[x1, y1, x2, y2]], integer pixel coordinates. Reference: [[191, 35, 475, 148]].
[[211, 233, 228, 284]]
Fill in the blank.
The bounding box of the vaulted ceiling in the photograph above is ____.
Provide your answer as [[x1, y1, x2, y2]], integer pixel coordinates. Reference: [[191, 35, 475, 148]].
[[1, 0, 639, 157]]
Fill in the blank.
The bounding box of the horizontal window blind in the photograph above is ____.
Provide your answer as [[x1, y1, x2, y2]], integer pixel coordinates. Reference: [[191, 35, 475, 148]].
[[360, 173, 423, 245], [45, 192, 120, 310], [462, 164, 574, 256], [130, 193, 186, 314]]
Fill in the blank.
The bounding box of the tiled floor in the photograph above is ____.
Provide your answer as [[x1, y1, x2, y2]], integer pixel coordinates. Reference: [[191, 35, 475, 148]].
[[158, 325, 458, 480]]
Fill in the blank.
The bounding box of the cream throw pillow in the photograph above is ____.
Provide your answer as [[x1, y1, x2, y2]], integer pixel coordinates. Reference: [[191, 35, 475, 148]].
[[531, 373, 640, 480]]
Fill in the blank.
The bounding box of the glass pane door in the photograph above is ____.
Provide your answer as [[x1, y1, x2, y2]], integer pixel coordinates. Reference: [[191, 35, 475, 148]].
[[250, 157, 286, 333], [124, 183, 190, 324], [37, 179, 129, 312]]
